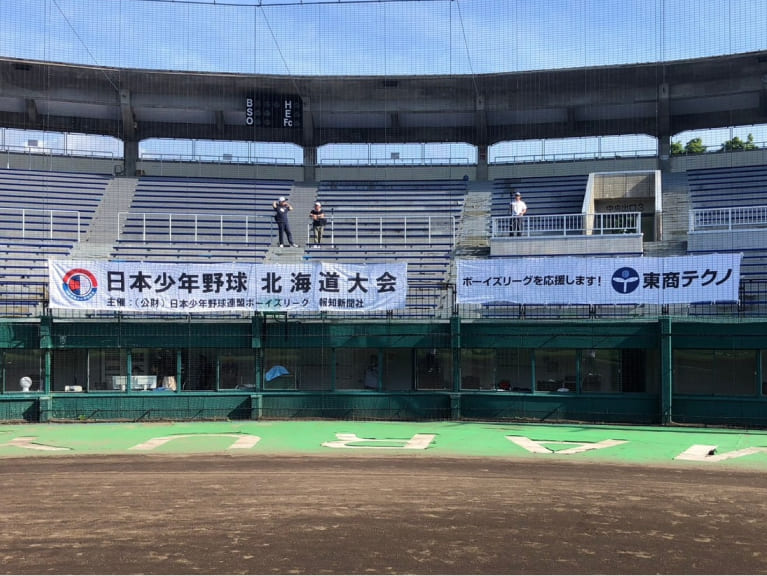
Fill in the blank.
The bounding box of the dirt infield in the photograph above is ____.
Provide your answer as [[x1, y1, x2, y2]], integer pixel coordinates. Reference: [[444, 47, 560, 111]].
[[1, 454, 766, 575]]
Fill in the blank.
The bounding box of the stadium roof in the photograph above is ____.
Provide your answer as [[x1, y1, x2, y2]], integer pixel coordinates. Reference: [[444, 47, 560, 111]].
[[1, 50, 766, 147]]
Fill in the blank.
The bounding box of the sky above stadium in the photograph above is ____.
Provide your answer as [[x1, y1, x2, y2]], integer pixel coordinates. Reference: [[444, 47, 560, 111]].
[[1, 0, 766, 161], [2, 0, 766, 76]]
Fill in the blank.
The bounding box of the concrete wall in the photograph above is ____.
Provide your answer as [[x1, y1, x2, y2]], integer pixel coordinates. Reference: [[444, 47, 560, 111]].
[[670, 149, 767, 172], [490, 234, 643, 257], [5, 148, 767, 183], [688, 229, 767, 252], [136, 159, 304, 181], [315, 164, 475, 182], [593, 172, 654, 200], [3, 151, 117, 174], [489, 157, 659, 180]]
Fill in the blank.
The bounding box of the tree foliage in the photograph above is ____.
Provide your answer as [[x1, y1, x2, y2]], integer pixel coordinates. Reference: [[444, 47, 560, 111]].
[[684, 138, 707, 154], [721, 133, 757, 152]]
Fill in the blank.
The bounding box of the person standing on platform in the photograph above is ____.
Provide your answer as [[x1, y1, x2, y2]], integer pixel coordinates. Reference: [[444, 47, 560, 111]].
[[509, 191, 527, 236], [309, 201, 327, 248], [273, 196, 298, 248]]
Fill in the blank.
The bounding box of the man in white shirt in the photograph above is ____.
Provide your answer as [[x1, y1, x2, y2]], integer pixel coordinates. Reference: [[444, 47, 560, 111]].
[[510, 191, 527, 236]]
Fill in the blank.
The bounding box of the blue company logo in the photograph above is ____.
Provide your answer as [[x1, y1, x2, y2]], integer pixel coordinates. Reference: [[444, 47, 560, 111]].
[[611, 267, 640, 294], [62, 268, 98, 302]]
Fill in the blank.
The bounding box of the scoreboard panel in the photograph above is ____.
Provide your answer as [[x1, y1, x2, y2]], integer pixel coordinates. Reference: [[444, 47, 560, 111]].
[[245, 94, 302, 128]]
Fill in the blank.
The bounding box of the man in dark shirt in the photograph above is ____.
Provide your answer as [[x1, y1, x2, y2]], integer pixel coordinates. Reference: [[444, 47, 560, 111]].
[[309, 201, 327, 248], [272, 196, 298, 248]]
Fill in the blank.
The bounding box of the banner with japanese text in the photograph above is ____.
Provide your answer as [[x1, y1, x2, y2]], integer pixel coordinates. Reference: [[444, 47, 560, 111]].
[[48, 260, 407, 313], [456, 254, 742, 305], [256, 261, 407, 312]]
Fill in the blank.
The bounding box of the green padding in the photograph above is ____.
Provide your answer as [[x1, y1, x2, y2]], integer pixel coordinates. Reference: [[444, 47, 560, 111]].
[[50, 393, 252, 421], [0, 398, 39, 421]]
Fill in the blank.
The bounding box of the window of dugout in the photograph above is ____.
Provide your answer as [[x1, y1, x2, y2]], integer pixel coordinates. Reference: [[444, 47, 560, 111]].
[[51, 348, 257, 392], [460, 348, 658, 393], [335, 349, 414, 391], [179, 348, 256, 391], [1, 349, 43, 393], [674, 349, 758, 396], [51, 349, 126, 392], [315, 348, 451, 391], [263, 347, 332, 391]]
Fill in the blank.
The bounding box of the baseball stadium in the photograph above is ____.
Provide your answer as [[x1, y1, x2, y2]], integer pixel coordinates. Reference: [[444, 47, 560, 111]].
[[4, 2, 767, 575], [1, 0, 767, 429]]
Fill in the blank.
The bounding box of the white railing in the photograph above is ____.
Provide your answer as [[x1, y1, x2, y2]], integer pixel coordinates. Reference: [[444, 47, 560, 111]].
[[689, 206, 767, 232], [491, 212, 641, 238], [319, 157, 471, 166], [492, 149, 657, 164], [0, 208, 82, 241], [118, 212, 459, 247], [118, 212, 275, 243], [0, 143, 116, 160], [304, 215, 459, 247], [139, 152, 297, 165]]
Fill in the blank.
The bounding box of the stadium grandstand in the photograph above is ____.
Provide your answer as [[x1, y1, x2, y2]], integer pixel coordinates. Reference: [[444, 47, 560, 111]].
[[1, 0, 767, 426]]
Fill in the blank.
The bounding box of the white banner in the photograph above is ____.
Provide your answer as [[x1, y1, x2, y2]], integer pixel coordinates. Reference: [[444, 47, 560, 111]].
[[456, 254, 741, 305], [48, 260, 407, 313], [255, 261, 407, 312]]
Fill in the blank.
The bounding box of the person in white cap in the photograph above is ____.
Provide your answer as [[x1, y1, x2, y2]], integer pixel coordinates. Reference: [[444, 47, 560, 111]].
[[509, 190, 527, 236], [309, 201, 327, 248], [272, 196, 298, 248]]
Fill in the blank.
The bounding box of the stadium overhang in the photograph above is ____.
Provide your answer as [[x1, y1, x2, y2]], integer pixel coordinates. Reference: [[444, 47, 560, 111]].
[[0, 51, 766, 147]]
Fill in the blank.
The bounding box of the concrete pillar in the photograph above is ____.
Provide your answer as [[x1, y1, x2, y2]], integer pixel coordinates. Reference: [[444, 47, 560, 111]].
[[657, 82, 671, 171], [476, 144, 488, 181], [303, 146, 317, 182], [123, 139, 139, 176], [301, 95, 316, 183], [475, 94, 489, 181]]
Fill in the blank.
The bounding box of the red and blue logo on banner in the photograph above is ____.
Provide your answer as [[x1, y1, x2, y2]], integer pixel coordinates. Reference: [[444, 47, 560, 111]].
[[61, 268, 98, 302]]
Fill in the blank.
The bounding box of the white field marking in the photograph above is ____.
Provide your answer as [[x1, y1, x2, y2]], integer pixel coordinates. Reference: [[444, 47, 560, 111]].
[[675, 444, 767, 462], [506, 436, 627, 454], [130, 433, 261, 451], [322, 433, 436, 449], [1, 436, 71, 451]]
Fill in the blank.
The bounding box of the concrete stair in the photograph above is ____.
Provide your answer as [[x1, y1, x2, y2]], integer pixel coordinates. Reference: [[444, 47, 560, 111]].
[[69, 177, 138, 259], [644, 172, 690, 257], [454, 181, 492, 258], [264, 182, 318, 263]]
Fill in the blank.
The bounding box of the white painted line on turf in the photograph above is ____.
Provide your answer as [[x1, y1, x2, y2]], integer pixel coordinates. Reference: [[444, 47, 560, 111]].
[[506, 436, 627, 454], [130, 433, 261, 451], [1, 437, 70, 451], [322, 433, 435, 449], [675, 444, 767, 462]]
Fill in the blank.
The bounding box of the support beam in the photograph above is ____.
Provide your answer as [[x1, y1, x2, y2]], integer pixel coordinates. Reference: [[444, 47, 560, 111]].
[[475, 95, 488, 180], [303, 146, 317, 182], [657, 82, 671, 170], [302, 96, 316, 182], [660, 316, 673, 425], [120, 89, 136, 140], [123, 139, 139, 177], [451, 315, 461, 393], [25, 98, 38, 124]]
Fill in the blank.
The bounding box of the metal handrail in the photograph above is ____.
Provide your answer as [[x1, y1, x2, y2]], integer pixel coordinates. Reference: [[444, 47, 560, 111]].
[[118, 211, 275, 243], [305, 214, 458, 247], [118, 211, 459, 246], [0, 207, 83, 241], [491, 212, 641, 238], [689, 206, 767, 232]]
